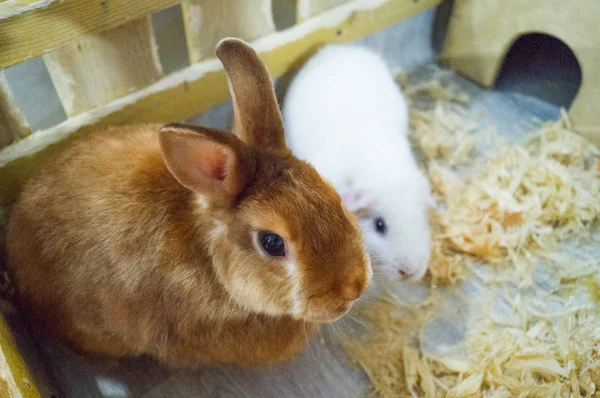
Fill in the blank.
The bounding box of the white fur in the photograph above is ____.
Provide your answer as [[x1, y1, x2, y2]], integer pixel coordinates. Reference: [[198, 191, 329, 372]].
[[251, 231, 302, 315], [282, 44, 432, 283], [196, 195, 209, 209], [286, 260, 302, 317]]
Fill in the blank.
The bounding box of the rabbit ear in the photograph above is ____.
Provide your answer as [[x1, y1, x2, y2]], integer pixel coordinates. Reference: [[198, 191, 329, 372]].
[[159, 123, 255, 207], [215, 38, 288, 154], [341, 190, 373, 219]]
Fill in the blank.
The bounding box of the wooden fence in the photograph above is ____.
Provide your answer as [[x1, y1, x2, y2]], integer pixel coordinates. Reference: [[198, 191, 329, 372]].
[[0, 0, 441, 207]]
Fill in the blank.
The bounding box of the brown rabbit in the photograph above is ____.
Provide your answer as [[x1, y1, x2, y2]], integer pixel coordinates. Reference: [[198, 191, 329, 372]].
[[5, 38, 371, 367]]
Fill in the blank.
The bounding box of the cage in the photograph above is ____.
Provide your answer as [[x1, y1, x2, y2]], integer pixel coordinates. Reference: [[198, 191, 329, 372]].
[[0, 0, 598, 397]]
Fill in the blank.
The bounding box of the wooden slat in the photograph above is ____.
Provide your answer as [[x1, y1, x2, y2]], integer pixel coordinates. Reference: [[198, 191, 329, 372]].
[[0, 0, 55, 19], [0, 312, 40, 398], [0, 0, 442, 205], [0, 0, 179, 69], [297, 0, 350, 22], [181, 0, 276, 64], [0, 72, 30, 149], [43, 17, 163, 117]]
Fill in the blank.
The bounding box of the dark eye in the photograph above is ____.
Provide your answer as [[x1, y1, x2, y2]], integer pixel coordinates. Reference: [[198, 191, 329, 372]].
[[259, 232, 286, 257], [374, 218, 387, 235]]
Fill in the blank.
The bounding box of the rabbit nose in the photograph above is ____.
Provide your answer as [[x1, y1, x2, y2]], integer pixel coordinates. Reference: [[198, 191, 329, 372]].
[[397, 263, 421, 280], [398, 262, 427, 281], [340, 271, 367, 301], [398, 268, 415, 279]]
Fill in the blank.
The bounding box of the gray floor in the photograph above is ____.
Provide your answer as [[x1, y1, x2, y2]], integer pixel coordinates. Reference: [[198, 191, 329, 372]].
[[0, 3, 585, 397]]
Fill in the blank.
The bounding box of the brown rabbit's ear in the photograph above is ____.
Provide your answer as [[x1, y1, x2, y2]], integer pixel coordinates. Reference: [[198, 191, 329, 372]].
[[159, 123, 255, 206], [215, 38, 288, 154]]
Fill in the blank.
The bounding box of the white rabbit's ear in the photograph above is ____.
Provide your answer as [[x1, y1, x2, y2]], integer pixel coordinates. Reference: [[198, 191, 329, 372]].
[[341, 190, 373, 218]]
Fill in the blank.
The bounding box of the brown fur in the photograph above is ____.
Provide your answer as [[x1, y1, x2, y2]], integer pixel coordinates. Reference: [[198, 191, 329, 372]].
[[5, 39, 371, 367]]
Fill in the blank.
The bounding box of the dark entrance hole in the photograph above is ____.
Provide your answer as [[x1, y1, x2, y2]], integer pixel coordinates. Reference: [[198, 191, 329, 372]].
[[495, 33, 582, 109]]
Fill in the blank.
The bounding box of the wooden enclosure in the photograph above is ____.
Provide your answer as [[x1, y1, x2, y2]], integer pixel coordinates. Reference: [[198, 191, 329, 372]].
[[441, 0, 600, 143], [0, 0, 441, 395]]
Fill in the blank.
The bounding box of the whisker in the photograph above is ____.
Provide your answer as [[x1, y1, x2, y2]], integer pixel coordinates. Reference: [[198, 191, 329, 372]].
[[302, 321, 310, 345], [327, 321, 343, 339], [345, 313, 368, 328], [338, 320, 353, 338], [301, 320, 320, 363]]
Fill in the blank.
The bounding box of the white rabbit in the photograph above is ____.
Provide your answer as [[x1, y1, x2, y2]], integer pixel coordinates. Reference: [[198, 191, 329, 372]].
[[282, 43, 433, 283]]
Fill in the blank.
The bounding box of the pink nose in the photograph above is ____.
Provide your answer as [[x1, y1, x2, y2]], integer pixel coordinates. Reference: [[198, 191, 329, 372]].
[[398, 266, 416, 280]]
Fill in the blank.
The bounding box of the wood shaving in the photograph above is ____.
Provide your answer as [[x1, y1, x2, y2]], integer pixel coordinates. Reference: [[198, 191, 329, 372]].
[[345, 68, 600, 397], [427, 207, 465, 284], [411, 103, 476, 167], [398, 72, 477, 168], [434, 118, 600, 285], [431, 311, 600, 397], [344, 296, 437, 397], [399, 69, 483, 284], [402, 67, 600, 285]]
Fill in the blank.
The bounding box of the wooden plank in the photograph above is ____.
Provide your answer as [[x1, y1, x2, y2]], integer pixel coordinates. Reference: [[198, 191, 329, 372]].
[[43, 17, 163, 117], [181, 0, 276, 64], [297, 0, 350, 22], [0, 312, 40, 398], [0, 0, 442, 206], [440, 0, 506, 88], [0, 0, 56, 19], [441, 0, 600, 139], [0, 0, 179, 69], [0, 72, 30, 149]]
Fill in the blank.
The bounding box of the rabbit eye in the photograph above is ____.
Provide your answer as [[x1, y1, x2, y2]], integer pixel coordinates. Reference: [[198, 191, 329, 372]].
[[259, 232, 286, 257], [374, 218, 387, 235]]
